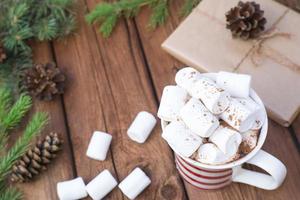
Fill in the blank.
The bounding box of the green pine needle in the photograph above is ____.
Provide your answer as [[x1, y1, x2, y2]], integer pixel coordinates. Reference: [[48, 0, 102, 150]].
[[0, 187, 23, 200], [181, 0, 201, 17], [0, 88, 13, 122], [149, 0, 169, 28], [100, 14, 118, 38], [86, 0, 201, 37], [2, 94, 32, 132], [33, 18, 59, 41], [0, 112, 48, 181], [0, 0, 77, 92], [86, 3, 115, 24]]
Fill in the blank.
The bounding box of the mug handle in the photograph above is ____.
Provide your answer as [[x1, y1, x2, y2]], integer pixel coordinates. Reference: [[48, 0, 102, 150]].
[[232, 150, 287, 190]]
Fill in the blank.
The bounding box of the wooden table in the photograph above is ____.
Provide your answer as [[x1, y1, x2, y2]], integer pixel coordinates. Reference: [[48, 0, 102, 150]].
[[18, 0, 300, 199]]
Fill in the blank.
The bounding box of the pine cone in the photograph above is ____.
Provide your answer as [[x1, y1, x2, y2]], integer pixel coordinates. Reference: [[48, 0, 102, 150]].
[[225, 1, 267, 40], [0, 44, 7, 63], [10, 132, 63, 182], [22, 62, 66, 101]]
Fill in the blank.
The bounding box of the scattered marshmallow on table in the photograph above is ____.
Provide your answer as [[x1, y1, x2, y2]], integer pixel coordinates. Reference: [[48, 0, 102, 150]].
[[197, 143, 229, 165], [180, 98, 219, 137], [57, 177, 87, 200], [157, 85, 189, 121], [175, 67, 201, 92], [118, 167, 151, 200], [209, 123, 242, 157], [127, 111, 156, 143], [162, 121, 203, 157], [237, 97, 266, 130], [86, 169, 118, 200], [190, 77, 231, 114], [216, 71, 251, 98], [86, 131, 112, 161], [220, 98, 257, 132]]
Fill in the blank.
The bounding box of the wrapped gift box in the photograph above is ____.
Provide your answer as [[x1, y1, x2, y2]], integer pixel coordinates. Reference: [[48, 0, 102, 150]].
[[162, 0, 300, 126]]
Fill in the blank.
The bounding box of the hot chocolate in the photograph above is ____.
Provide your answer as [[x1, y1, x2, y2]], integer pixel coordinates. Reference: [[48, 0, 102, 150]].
[[157, 68, 266, 165]]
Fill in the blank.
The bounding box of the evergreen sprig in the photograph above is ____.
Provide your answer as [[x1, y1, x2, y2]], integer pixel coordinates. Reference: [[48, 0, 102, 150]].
[[0, 112, 48, 181], [181, 0, 201, 17], [0, 0, 77, 95], [0, 88, 48, 199], [0, 187, 23, 200], [86, 0, 201, 37]]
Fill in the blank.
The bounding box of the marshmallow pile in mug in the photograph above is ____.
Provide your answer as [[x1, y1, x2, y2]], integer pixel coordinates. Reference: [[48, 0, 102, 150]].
[[158, 68, 266, 165]]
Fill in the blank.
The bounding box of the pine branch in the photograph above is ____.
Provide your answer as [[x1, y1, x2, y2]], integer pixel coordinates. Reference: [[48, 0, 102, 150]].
[[1, 94, 32, 133], [86, 0, 156, 37], [86, 0, 201, 37], [181, 0, 201, 17], [0, 88, 12, 123], [0, 0, 77, 93], [0, 187, 23, 200], [149, 0, 169, 28], [0, 112, 48, 182]]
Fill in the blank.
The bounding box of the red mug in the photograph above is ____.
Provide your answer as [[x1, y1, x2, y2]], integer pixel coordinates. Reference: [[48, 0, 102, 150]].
[[160, 73, 287, 190]]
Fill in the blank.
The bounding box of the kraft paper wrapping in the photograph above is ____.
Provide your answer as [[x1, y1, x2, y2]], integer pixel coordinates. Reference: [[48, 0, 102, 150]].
[[162, 0, 300, 126]]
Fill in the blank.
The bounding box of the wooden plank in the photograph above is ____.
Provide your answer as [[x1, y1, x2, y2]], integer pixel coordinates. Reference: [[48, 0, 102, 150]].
[[132, 1, 243, 199], [17, 42, 75, 199], [52, 0, 186, 199], [133, 0, 300, 199], [51, 1, 123, 199], [291, 115, 300, 144]]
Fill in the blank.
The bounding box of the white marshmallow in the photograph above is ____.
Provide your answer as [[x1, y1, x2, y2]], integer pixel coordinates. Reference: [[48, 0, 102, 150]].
[[236, 97, 266, 130], [57, 177, 87, 200], [175, 67, 201, 92], [220, 98, 256, 132], [127, 111, 156, 143], [216, 71, 251, 98], [240, 129, 259, 154], [180, 98, 219, 137], [86, 170, 118, 200], [190, 77, 231, 114], [86, 131, 112, 161], [118, 167, 151, 200], [157, 85, 189, 121], [162, 121, 203, 157], [196, 143, 229, 165], [209, 123, 242, 157]]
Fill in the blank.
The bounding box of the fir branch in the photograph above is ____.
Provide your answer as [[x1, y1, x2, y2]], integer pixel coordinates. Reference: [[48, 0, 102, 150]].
[[181, 0, 201, 17], [0, 112, 48, 182], [2, 94, 32, 133], [149, 0, 169, 28], [33, 18, 58, 41], [86, 0, 201, 37], [0, 0, 77, 92], [0, 88, 12, 122], [0, 187, 23, 200], [100, 14, 118, 38], [86, 0, 155, 37]]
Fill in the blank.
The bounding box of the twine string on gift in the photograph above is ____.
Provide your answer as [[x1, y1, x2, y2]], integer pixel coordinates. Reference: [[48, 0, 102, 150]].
[[195, 7, 300, 73], [247, 11, 300, 73]]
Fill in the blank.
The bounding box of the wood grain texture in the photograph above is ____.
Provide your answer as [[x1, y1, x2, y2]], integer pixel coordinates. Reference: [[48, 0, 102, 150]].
[[17, 42, 75, 199], [16, 0, 300, 199], [291, 114, 300, 146], [51, 1, 123, 199], [52, 0, 186, 199], [133, 0, 300, 200]]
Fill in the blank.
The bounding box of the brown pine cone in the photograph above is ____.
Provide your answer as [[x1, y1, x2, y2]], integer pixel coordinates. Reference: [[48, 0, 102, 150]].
[[10, 132, 63, 182], [0, 44, 7, 63], [22, 62, 66, 101], [225, 1, 267, 40]]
